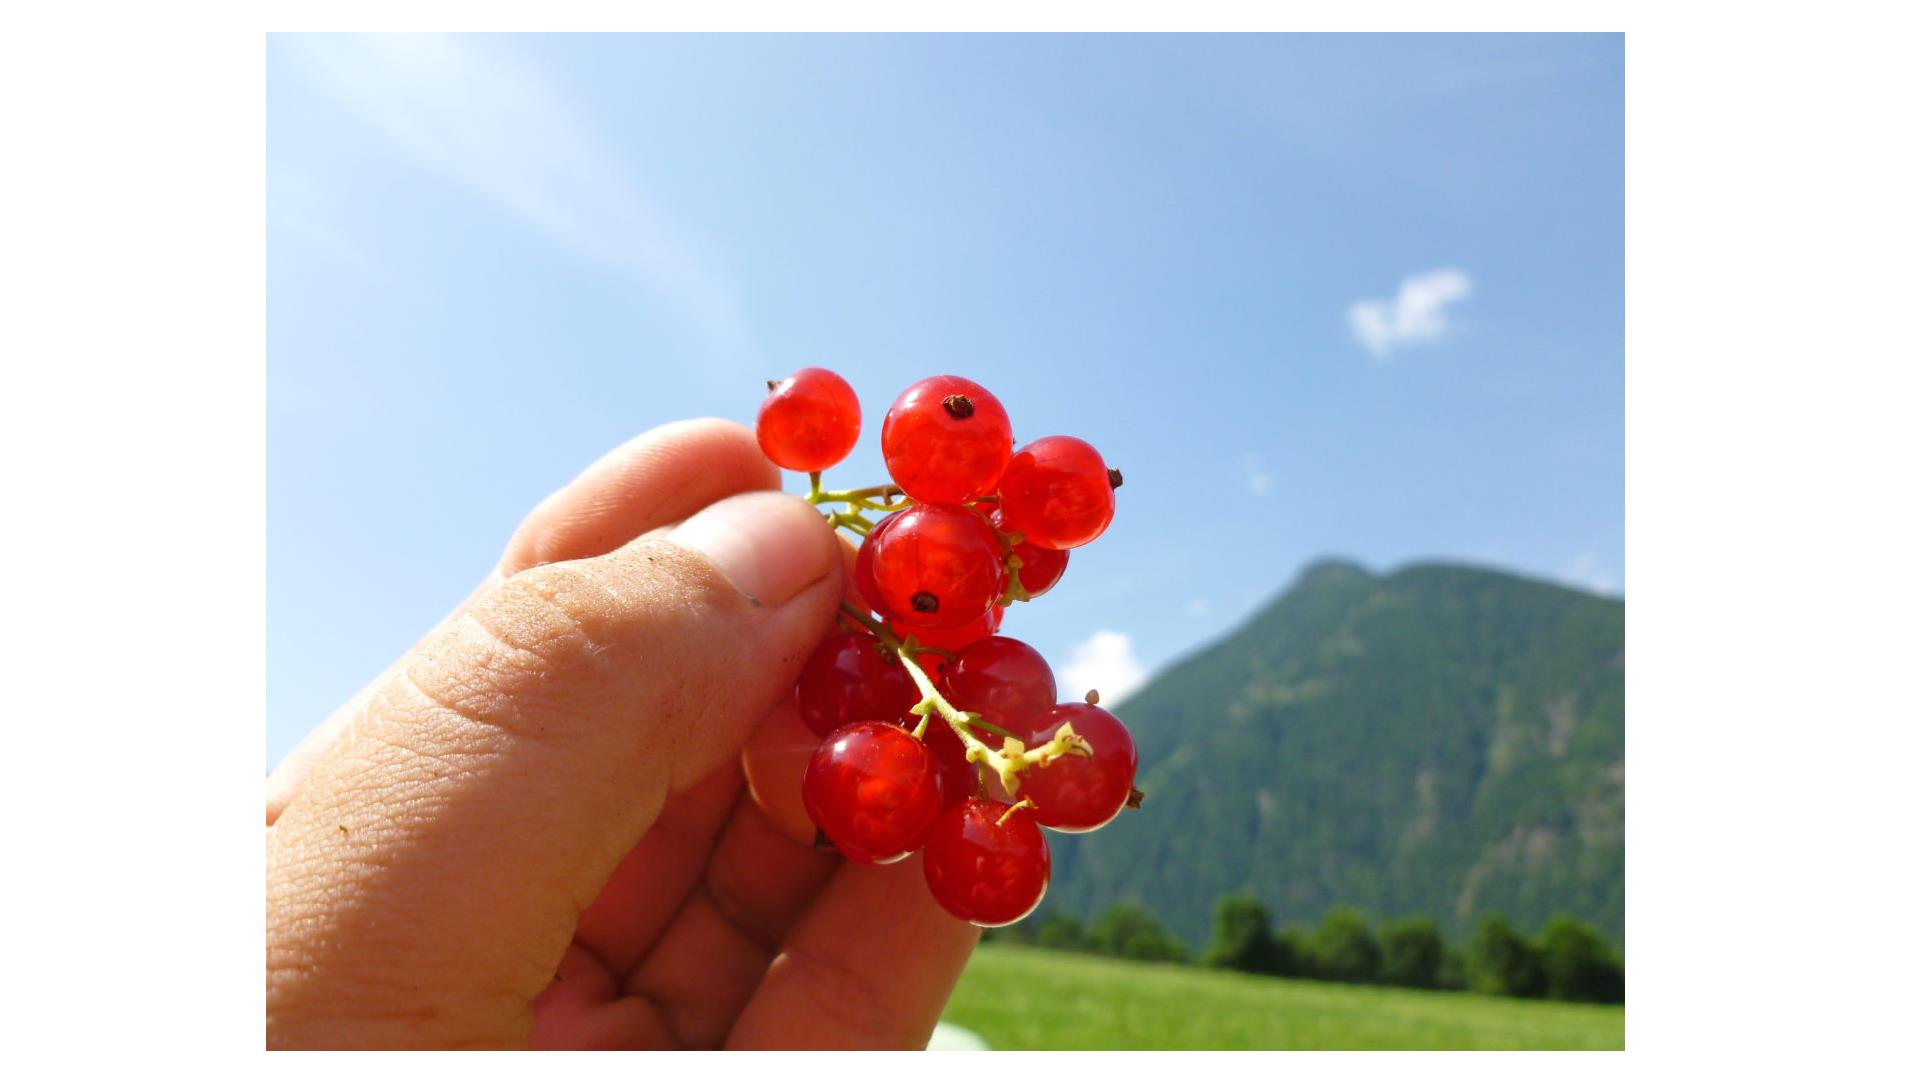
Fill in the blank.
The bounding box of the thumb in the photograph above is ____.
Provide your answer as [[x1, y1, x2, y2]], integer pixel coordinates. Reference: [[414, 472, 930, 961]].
[[267, 490, 841, 1048]]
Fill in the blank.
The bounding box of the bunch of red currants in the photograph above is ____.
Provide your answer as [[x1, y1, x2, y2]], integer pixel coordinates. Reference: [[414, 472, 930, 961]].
[[754, 368, 1140, 928]]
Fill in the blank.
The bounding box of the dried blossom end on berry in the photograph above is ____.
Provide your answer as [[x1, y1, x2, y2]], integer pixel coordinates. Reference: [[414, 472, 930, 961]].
[[1042, 721, 1094, 761]]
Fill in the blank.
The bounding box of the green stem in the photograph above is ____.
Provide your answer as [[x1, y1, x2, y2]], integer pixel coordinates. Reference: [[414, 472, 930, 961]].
[[827, 511, 872, 537], [967, 715, 1019, 741], [835, 602, 1090, 793], [805, 474, 907, 536], [838, 606, 984, 741], [836, 603, 887, 636], [828, 483, 904, 501], [996, 798, 1036, 828], [808, 483, 905, 509]]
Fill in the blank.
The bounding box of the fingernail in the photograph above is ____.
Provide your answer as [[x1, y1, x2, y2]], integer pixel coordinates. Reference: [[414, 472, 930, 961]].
[[667, 491, 835, 606]]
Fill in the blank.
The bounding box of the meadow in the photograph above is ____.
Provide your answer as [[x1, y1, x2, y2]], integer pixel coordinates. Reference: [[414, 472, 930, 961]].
[[940, 944, 1625, 1050]]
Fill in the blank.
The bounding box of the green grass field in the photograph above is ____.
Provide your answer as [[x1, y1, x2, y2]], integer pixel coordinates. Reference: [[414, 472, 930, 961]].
[[941, 944, 1624, 1050]]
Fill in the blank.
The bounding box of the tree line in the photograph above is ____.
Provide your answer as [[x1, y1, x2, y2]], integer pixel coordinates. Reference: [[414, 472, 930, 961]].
[[983, 895, 1624, 1005]]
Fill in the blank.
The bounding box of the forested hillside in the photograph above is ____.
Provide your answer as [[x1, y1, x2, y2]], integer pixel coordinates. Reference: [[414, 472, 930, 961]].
[[1044, 559, 1625, 946]]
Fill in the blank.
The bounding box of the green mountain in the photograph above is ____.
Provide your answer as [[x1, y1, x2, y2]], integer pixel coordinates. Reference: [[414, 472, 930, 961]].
[[1045, 558, 1624, 948]]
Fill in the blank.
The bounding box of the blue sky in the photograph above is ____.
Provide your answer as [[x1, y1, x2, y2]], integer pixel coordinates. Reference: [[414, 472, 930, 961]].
[[267, 33, 1623, 767]]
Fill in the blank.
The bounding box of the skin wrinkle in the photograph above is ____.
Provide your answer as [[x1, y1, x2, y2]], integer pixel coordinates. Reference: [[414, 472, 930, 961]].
[[565, 765, 745, 982], [649, 895, 775, 1048], [701, 796, 836, 953], [455, 605, 552, 668], [697, 876, 786, 959], [270, 862, 519, 1041], [756, 943, 906, 1047], [346, 726, 511, 821], [275, 745, 543, 942], [570, 783, 839, 1050], [552, 941, 619, 997], [398, 655, 541, 752], [407, 544, 748, 766], [634, 771, 741, 857], [480, 561, 623, 665], [624, 793, 816, 995], [615, 883, 746, 1047], [372, 653, 557, 783], [441, 589, 622, 744], [266, 981, 529, 1051], [699, 855, 810, 957], [563, 938, 622, 993], [317, 743, 486, 855], [270, 861, 565, 1045], [722, 850, 979, 1050]]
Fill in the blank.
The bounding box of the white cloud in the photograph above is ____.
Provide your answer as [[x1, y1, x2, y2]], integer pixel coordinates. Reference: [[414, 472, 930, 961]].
[[1242, 454, 1274, 496], [1562, 549, 1620, 595], [1058, 630, 1150, 706], [1347, 267, 1474, 360], [1183, 597, 1213, 619], [283, 34, 751, 355]]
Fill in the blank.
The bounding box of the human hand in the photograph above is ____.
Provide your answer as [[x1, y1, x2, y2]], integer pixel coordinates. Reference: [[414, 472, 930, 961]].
[[266, 419, 979, 1049]]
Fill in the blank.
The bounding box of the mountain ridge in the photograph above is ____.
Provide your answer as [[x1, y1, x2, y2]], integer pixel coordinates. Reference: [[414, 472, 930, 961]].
[[1042, 556, 1625, 948]]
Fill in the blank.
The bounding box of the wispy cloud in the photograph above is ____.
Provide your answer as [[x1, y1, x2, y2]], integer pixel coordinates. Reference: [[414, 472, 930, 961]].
[[1058, 630, 1150, 705], [270, 166, 383, 278], [1183, 597, 1213, 620], [1562, 549, 1620, 596], [282, 33, 751, 355], [1347, 267, 1473, 361]]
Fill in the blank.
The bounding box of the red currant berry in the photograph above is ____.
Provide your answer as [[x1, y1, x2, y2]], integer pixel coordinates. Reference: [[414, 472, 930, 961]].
[[995, 435, 1117, 550], [923, 798, 1051, 926], [890, 605, 1001, 656], [794, 631, 919, 738], [994, 509, 1069, 598], [853, 515, 900, 622], [881, 375, 1014, 503], [862, 504, 1007, 631], [1018, 702, 1138, 833], [802, 721, 943, 864], [945, 636, 1057, 738], [756, 367, 861, 472]]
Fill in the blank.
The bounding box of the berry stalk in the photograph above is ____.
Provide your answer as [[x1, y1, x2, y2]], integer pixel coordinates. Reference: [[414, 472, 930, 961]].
[[835, 600, 1090, 794], [805, 473, 909, 516]]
